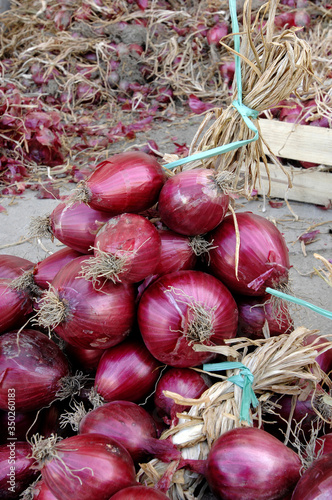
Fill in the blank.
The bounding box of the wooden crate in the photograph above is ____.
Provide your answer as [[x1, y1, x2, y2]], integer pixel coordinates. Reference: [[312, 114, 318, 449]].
[[256, 119, 332, 207]]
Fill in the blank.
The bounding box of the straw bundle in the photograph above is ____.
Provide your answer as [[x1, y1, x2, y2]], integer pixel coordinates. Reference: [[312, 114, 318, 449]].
[[137, 327, 332, 498]]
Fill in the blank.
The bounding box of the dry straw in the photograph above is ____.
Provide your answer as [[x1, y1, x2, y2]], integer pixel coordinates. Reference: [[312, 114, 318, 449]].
[[137, 327, 332, 497], [187, 0, 314, 197]]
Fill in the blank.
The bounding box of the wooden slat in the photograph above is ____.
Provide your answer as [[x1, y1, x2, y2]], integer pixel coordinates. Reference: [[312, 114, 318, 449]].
[[258, 119, 332, 166], [257, 163, 332, 207]]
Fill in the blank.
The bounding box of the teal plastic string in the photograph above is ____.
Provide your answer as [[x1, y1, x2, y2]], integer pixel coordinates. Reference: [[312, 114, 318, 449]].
[[202, 361, 259, 424], [165, 0, 259, 171], [265, 287, 332, 320]]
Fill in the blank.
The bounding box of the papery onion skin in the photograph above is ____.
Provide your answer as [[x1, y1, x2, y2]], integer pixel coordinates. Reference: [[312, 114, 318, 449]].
[[110, 485, 170, 499], [90, 213, 161, 283], [291, 452, 332, 500], [0, 329, 69, 412], [303, 334, 332, 375], [33, 247, 83, 289], [94, 340, 161, 403], [50, 201, 111, 253], [37, 256, 136, 349], [154, 229, 197, 276], [158, 168, 229, 236], [79, 400, 179, 463], [236, 294, 293, 339], [138, 270, 238, 367], [0, 441, 37, 499], [0, 279, 33, 334], [206, 427, 301, 500], [79, 151, 165, 214], [0, 255, 34, 279], [39, 434, 136, 500], [207, 212, 290, 296], [154, 367, 211, 423], [26, 479, 58, 500]]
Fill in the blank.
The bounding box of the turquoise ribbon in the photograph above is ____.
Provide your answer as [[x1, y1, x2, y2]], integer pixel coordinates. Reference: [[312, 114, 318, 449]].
[[265, 287, 332, 320], [203, 361, 259, 424], [165, 0, 259, 170]]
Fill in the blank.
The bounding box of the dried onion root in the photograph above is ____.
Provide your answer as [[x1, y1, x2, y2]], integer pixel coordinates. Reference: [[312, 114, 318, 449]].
[[186, 0, 314, 197], [137, 326, 332, 498]]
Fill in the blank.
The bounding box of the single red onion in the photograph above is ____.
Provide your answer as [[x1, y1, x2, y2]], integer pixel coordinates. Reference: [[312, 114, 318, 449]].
[[303, 334, 332, 375], [110, 485, 170, 499], [33, 247, 83, 289], [0, 441, 37, 499], [94, 339, 161, 403], [79, 400, 180, 463], [158, 168, 230, 236], [31, 433, 136, 500], [207, 212, 290, 296], [206, 427, 301, 500], [34, 256, 135, 349], [65, 344, 105, 372], [0, 278, 34, 334], [154, 368, 211, 424], [30, 201, 111, 254], [70, 151, 165, 214], [0, 255, 34, 279], [80, 213, 161, 285], [154, 229, 197, 275], [236, 294, 293, 339], [314, 433, 332, 457], [138, 270, 238, 367], [0, 329, 69, 412], [291, 452, 332, 500]]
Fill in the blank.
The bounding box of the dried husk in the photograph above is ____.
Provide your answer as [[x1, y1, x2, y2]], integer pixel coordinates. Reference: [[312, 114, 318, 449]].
[[178, 0, 314, 198], [137, 327, 332, 498]]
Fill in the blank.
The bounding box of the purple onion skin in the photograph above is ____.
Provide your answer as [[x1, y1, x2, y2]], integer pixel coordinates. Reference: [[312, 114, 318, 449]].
[[0, 441, 37, 498], [206, 427, 301, 500], [110, 485, 170, 499], [291, 453, 332, 500], [154, 368, 211, 423], [45, 256, 136, 349], [29, 479, 58, 500], [85, 151, 165, 213], [0, 329, 69, 412], [33, 247, 83, 289], [154, 229, 197, 275], [0, 409, 38, 444], [138, 270, 238, 367], [0, 255, 34, 279], [94, 340, 161, 403], [207, 212, 290, 296], [315, 433, 332, 457], [65, 344, 105, 372], [41, 434, 136, 500], [304, 334, 332, 375], [50, 201, 111, 254], [79, 400, 157, 462], [0, 279, 33, 334], [158, 168, 229, 236]]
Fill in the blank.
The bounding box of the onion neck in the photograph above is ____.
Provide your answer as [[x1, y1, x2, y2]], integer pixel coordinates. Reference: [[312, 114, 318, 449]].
[[186, 303, 215, 344], [88, 387, 105, 409], [11, 270, 43, 298], [34, 288, 69, 329], [188, 236, 217, 257], [59, 400, 87, 432], [30, 434, 60, 469], [56, 371, 90, 401], [29, 215, 53, 240], [213, 171, 235, 193], [79, 250, 128, 285], [68, 180, 92, 205]]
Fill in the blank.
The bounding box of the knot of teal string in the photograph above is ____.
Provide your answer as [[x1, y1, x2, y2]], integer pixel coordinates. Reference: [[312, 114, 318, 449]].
[[232, 100, 259, 120], [203, 361, 259, 424]]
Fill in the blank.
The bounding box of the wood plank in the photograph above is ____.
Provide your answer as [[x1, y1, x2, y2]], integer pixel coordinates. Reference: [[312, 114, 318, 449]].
[[256, 163, 332, 207], [258, 119, 332, 166]]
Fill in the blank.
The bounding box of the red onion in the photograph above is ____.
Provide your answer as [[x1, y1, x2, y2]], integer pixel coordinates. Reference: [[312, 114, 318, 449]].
[[0, 255, 34, 279], [207, 212, 290, 296], [154, 368, 211, 424], [303, 334, 332, 375], [206, 427, 301, 499], [31, 201, 111, 254], [81, 213, 161, 284], [31, 433, 136, 500], [291, 452, 332, 499], [158, 168, 230, 236], [236, 294, 293, 339], [154, 229, 197, 275], [22, 479, 58, 500], [0, 329, 69, 412], [206, 22, 228, 45], [138, 270, 238, 367], [315, 433, 332, 457], [110, 485, 170, 499], [35, 256, 136, 349], [65, 344, 105, 372], [79, 400, 180, 462], [0, 441, 37, 499], [188, 95, 214, 114], [94, 339, 161, 403], [0, 279, 34, 334], [33, 247, 83, 289], [71, 151, 165, 214]]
